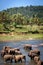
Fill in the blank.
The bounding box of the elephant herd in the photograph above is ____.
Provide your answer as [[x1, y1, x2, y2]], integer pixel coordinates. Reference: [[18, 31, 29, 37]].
[[23, 44, 43, 65], [1, 46, 26, 63], [0, 43, 43, 65]]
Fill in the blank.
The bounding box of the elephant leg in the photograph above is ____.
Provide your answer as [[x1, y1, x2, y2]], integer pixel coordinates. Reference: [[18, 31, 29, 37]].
[[24, 57, 26, 62], [10, 59, 12, 63], [31, 56, 33, 59], [1, 53, 4, 57], [30, 47, 32, 50], [4, 59, 7, 63], [23, 56, 26, 62], [20, 58, 22, 63], [1, 53, 3, 57], [15, 59, 17, 63], [38, 52, 40, 55]]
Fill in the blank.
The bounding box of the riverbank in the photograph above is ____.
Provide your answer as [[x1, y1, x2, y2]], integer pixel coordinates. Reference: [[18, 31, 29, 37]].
[[0, 33, 43, 42]]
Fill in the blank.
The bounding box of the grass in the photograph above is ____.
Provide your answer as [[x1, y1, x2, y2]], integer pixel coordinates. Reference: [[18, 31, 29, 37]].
[[0, 33, 43, 42], [0, 25, 43, 41], [14, 25, 43, 33]]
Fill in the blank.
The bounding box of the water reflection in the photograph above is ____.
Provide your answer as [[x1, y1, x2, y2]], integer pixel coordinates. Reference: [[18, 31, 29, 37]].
[[2, 60, 37, 65], [2, 62, 36, 65]]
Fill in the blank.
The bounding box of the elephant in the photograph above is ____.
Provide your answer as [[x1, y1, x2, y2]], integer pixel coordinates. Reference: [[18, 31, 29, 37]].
[[1, 46, 12, 57], [3, 55, 13, 63], [24, 44, 32, 50], [3, 46, 12, 53], [8, 49, 15, 55], [29, 49, 40, 55], [3, 46, 11, 50], [34, 56, 40, 64], [32, 44, 38, 48], [37, 60, 43, 65], [39, 43, 43, 47], [1, 50, 7, 57], [14, 55, 26, 63], [15, 50, 22, 55], [28, 52, 38, 59], [28, 49, 40, 60], [14, 48, 20, 51], [8, 48, 20, 55]]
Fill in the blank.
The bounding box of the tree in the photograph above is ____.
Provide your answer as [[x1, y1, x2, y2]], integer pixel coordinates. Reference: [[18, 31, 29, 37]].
[[30, 14, 39, 25], [10, 13, 27, 26], [0, 12, 10, 31]]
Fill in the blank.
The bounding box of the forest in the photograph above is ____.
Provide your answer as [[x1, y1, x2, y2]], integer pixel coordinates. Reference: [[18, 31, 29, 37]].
[[0, 6, 43, 34]]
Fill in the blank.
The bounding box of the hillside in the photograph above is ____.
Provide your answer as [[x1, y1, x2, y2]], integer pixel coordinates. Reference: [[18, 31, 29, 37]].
[[0, 6, 43, 34], [1, 6, 43, 18]]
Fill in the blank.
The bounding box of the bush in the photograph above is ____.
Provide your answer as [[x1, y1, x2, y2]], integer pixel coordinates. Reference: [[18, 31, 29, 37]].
[[0, 31, 10, 34], [32, 30, 39, 34]]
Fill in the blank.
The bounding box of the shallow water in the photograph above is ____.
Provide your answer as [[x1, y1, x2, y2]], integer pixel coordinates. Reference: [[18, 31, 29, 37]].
[[0, 40, 43, 65]]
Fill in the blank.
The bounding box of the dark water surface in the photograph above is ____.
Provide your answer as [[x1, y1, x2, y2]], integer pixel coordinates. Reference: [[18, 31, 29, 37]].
[[0, 40, 43, 65]]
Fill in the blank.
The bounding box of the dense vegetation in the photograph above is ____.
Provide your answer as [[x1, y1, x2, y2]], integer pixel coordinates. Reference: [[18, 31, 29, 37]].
[[0, 6, 43, 34]]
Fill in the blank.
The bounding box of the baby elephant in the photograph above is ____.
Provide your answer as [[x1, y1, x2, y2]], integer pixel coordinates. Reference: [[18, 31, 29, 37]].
[[14, 55, 26, 63], [37, 60, 43, 65], [34, 56, 40, 64], [4, 55, 13, 63]]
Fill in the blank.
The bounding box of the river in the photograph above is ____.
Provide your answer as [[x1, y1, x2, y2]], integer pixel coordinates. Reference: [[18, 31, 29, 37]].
[[0, 40, 43, 65]]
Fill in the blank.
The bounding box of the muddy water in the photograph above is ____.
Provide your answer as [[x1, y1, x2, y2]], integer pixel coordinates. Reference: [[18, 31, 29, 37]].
[[0, 40, 43, 65]]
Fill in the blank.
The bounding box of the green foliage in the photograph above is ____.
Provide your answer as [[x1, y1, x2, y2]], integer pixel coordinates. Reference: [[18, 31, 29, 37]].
[[0, 6, 43, 34], [0, 24, 4, 31], [10, 13, 27, 25]]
